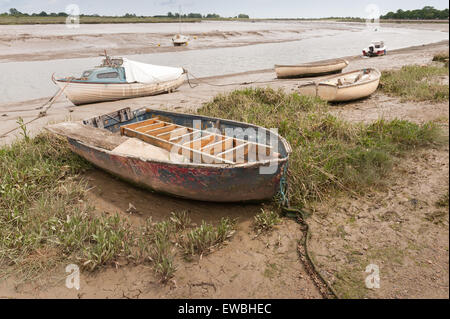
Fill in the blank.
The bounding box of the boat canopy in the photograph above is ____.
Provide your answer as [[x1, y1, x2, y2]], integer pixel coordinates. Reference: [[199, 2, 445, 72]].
[[122, 59, 184, 84]]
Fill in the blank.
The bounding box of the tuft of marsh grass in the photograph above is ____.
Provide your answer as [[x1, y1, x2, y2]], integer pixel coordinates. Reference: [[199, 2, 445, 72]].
[[179, 218, 236, 257], [253, 209, 281, 234], [198, 88, 444, 207], [433, 51, 449, 66], [380, 64, 449, 102], [169, 211, 191, 231], [0, 133, 134, 277], [436, 191, 449, 208]]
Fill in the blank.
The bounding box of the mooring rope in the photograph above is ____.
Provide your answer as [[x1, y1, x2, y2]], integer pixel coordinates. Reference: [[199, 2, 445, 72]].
[[0, 82, 70, 139], [185, 70, 293, 88], [278, 163, 340, 299]]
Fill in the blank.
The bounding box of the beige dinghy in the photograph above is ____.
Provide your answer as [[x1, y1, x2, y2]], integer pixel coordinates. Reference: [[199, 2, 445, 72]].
[[298, 68, 381, 102], [275, 58, 349, 79]]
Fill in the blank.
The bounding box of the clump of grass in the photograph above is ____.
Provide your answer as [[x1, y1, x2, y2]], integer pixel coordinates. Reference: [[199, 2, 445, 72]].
[[198, 88, 444, 207], [436, 191, 449, 208], [253, 209, 281, 234], [0, 133, 136, 277], [380, 64, 449, 102], [433, 51, 449, 66], [179, 218, 235, 257], [169, 211, 191, 231]]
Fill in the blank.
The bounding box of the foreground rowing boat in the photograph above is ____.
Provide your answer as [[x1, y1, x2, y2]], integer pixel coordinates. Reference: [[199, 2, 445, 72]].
[[46, 107, 291, 202], [274, 58, 349, 79], [298, 68, 381, 102]]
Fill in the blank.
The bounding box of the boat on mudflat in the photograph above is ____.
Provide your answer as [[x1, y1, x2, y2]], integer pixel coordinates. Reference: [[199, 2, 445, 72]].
[[53, 55, 186, 105], [274, 58, 349, 79], [46, 107, 291, 202], [298, 68, 381, 102]]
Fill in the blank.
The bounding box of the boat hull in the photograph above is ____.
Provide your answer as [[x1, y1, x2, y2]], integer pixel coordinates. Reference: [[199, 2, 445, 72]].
[[275, 59, 348, 79], [51, 108, 291, 203], [298, 68, 381, 102], [67, 138, 287, 202], [56, 75, 185, 106]]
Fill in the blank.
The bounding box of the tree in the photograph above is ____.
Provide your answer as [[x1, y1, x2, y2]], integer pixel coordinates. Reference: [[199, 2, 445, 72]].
[[38, 11, 48, 17], [167, 12, 173, 17], [187, 13, 202, 18], [381, 6, 448, 20], [9, 8, 22, 16], [238, 14, 249, 19]]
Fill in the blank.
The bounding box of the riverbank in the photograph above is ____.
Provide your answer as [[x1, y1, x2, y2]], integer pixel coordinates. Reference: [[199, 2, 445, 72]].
[[0, 40, 448, 145], [0, 20, 447, 63], [0, 27, 448, 299]]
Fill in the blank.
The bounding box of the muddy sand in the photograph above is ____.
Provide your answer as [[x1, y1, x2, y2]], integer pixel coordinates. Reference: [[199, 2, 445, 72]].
[[0, 34, 448, 299]]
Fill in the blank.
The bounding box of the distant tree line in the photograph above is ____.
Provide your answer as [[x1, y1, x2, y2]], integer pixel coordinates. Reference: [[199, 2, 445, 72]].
[[0, 8, 250, 19], [381, 6, 448, 20]]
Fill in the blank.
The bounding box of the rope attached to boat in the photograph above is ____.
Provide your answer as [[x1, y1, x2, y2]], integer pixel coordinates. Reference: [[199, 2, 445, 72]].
[[184, 70, 297, 88], [0, 82, 69, 139], [278, 163, 340, 299]]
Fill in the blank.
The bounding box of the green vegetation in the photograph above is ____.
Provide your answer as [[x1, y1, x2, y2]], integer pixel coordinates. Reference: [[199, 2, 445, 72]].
[[179, 218, 235, 258], [198, 88, 444, 207], [380, 64, 449, 102], [381, 6, 449, 20], [0, 133, 235, 282], [433, 52, 450, 67], [0, 8, 249, 24], [253, 209, 282, 234], [436, 191, 449, 208]]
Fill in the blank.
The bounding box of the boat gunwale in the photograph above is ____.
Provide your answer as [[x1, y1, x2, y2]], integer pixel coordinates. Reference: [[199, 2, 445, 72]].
[[55, 74, 186, 85], [274, 58, 349, 69], [298, 68, 381, 90], [47, 108, 292, 170]]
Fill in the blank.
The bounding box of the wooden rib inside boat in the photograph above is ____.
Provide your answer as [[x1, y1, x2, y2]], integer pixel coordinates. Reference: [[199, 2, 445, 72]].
[[298, 67, 381, 102], [119, 114, 278, 165]]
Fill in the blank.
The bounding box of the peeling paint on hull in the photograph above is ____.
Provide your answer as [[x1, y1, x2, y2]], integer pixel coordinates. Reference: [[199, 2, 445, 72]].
[[68, 138, 287, 202]]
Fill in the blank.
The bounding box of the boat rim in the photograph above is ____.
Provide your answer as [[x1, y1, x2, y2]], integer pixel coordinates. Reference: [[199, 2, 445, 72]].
[[274, 58, 349, 68], [47, 107, 292, 169], [298, 67, 381, 89]]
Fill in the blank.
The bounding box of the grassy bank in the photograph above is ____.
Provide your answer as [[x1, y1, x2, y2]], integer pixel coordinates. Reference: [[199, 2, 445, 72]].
[[198, 88, 445, 207], [0, 16, 201, 25], [0, 132, 234, 282], [1, 87, 446, 283], [380, 60, 449, 102]]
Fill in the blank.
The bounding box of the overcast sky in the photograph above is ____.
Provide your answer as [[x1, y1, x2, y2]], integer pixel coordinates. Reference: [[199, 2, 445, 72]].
[[1, 0, 448, 18]]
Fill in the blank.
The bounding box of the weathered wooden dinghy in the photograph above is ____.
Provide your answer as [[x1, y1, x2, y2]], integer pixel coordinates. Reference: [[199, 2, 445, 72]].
[[54, 54, 185, 105], [297, 68, 381, 102], [274, 58, 349, 79], [46, 107, 291, 202]]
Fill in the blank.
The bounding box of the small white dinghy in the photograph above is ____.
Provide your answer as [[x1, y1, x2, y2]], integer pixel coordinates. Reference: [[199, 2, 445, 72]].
[[275, 58, 349, 79], [54, 55, 186, 105], [298, 68, 381, 102], [172, 34, 189, 46]]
